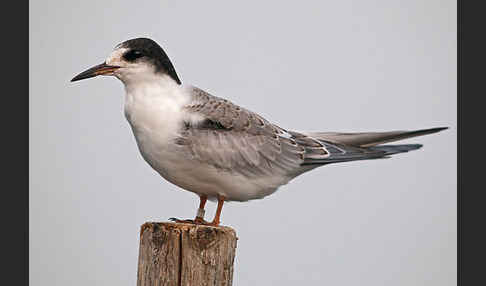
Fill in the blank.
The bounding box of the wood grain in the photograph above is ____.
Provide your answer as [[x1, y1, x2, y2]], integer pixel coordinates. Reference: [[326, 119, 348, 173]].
[[137, 222, 237, 286]]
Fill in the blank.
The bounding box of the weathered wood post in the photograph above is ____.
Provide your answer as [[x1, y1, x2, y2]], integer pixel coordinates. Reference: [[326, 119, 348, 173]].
[[137, 222, 238, 286]]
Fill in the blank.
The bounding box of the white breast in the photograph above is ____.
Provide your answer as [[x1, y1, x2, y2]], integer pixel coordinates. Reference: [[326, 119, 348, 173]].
[[123, 75, 198, 176]]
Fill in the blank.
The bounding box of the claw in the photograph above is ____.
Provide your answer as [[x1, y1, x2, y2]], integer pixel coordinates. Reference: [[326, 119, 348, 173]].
[[169, 217, 212, 225], [169, 217, 193, 223]]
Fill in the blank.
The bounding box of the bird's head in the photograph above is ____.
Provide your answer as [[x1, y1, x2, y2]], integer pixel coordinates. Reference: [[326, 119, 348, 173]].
[[71, 38, 181, 86]]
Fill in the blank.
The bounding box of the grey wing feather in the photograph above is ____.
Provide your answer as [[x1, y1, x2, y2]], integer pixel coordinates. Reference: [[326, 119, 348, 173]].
[[300, 140, 388, 165], [306, 127, 448, 147], [301, 127, 448, 165], [178, 87, 310, 177]]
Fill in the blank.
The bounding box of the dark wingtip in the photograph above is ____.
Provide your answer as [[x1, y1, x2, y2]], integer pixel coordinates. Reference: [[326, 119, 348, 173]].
[[409, 127, 449, 136], [430, 127, 449, 132]]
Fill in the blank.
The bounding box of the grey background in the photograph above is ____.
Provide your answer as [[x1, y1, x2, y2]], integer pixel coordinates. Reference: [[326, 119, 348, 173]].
[[30, 1, 456, 285]]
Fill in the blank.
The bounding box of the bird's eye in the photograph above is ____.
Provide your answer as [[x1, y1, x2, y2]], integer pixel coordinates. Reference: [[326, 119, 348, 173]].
[[123, 50, 144, 61]]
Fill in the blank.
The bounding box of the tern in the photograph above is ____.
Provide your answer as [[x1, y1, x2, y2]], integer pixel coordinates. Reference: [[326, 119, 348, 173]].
[[71, 37, 447, 226]]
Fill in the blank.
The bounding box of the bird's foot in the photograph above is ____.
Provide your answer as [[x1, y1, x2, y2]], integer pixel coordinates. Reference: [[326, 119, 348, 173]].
[[169, 217, 212, 225]]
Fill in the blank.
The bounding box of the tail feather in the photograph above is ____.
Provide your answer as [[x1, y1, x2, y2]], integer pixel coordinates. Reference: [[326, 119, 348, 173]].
[[368, 144, 423, 155]]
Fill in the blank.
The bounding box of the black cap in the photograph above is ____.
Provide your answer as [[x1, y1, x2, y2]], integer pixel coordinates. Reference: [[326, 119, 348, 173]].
[[118, 38, 181, 85]]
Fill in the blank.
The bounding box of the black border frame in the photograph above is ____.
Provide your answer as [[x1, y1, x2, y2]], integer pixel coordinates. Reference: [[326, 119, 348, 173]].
[[459, 1, 485, 285], [2, 1, 28, 285]]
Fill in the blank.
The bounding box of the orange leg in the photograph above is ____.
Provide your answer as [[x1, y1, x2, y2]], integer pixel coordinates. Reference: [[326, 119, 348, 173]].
[[170, 195, 209, 225], [210, 195, 226, 226]]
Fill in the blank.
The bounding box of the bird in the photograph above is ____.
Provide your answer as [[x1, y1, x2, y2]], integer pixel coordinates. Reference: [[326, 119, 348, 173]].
[[71, 37, 447, 226]]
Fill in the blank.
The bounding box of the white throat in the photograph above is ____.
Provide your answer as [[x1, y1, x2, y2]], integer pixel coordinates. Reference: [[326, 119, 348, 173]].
[[122, 72, 190, 125]]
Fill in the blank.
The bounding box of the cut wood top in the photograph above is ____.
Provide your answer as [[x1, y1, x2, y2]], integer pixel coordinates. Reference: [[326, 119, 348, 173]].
[[140, 222, 237, 237]]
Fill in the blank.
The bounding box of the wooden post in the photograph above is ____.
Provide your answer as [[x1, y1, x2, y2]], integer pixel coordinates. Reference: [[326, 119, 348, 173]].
[[137, 222, 238, 286]]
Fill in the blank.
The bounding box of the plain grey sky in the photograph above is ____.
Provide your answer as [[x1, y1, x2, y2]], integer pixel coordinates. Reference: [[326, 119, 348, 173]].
[[30, 1, 456, 285]]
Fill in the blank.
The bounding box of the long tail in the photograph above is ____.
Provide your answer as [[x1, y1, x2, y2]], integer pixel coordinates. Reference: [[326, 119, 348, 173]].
[[301, 127, 448, 165]]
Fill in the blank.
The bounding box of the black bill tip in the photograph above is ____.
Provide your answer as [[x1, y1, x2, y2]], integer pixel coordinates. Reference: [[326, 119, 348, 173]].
[[71, 62, 120, 82]]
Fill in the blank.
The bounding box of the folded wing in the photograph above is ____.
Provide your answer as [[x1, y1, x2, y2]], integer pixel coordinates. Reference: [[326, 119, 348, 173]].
[[177, 87, 447, 175]]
